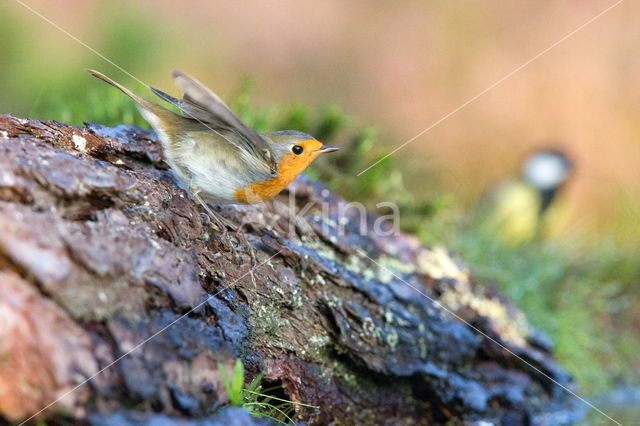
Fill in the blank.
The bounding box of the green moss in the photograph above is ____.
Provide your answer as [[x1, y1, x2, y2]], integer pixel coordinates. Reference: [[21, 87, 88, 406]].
[[328, 360, 360, 387]]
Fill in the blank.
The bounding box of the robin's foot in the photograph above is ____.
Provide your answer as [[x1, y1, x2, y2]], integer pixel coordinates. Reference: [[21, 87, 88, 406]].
[[191, 189, 256, 267]]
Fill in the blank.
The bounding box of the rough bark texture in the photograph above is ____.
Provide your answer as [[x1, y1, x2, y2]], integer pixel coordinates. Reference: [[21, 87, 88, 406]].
[[0, 115, 582, 425]]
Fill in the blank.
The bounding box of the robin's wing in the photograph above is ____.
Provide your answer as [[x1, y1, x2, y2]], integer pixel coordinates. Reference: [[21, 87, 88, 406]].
[[150, 70, 276, 174]]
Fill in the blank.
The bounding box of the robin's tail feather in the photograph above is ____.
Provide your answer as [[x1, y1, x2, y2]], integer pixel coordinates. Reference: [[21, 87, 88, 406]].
[[87, 69, 180, 129]]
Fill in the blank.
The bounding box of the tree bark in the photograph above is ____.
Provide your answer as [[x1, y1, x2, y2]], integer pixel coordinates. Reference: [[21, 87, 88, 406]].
[[0, 115, 582, 425]]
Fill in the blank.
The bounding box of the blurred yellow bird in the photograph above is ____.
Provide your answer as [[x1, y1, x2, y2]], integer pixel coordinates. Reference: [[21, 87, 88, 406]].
[[484, 149, 573, 245]]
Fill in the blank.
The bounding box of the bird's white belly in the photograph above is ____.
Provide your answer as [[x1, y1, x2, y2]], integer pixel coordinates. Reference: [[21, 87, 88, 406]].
[[178, 155, 246, 205], [170, 136, 267, 205]]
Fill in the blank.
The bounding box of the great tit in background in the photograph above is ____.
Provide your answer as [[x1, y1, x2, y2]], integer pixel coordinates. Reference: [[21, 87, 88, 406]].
[[482, 149, 573, 246]]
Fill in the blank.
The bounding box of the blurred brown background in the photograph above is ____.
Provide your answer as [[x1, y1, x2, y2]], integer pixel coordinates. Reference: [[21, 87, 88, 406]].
[[3, 0, 639, 242]]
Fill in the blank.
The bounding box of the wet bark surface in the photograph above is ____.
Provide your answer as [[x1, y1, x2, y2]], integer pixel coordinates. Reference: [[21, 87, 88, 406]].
[[0, 115, 583, 425]]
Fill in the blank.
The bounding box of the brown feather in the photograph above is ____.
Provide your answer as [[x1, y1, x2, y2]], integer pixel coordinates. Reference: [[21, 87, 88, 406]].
[[170, 70, 277, 174]]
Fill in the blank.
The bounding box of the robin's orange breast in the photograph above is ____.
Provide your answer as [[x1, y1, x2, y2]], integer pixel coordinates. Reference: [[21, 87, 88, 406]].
[[233, 174, 292, 204], [233, 156, 303, 204], [233, 141, 321, 204]]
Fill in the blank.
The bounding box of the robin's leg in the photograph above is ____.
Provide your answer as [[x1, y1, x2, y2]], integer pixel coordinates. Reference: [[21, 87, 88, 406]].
[[220, 208, 257, 268], [191, 188, 225, 233], [191, 188, 255, 266], [191, 189, 245, 262], [191, 189, 256, 268]]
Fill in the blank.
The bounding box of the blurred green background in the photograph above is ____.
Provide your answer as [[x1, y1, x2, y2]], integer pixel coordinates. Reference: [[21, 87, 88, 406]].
[[2, 0, 639, 404]]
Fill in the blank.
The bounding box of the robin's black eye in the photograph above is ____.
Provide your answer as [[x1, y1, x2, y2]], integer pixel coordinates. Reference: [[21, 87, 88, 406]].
[[291, 145, 304, 155]]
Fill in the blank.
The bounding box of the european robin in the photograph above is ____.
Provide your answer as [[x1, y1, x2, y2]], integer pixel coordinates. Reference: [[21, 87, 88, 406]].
[[87, 69, 339, 206]]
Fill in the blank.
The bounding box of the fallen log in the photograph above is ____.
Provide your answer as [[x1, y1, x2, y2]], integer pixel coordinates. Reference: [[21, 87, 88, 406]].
[[0, 115, 582, 425]]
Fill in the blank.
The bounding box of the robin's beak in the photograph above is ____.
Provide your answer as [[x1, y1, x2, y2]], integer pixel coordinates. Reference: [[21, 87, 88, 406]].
[[315, 145, 340, 154]]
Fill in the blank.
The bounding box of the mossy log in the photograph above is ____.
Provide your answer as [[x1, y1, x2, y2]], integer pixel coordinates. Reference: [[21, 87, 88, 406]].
[[0, 115, 582, 425]]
